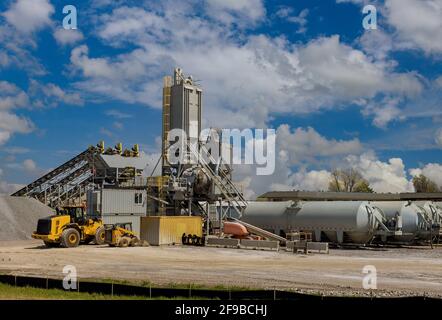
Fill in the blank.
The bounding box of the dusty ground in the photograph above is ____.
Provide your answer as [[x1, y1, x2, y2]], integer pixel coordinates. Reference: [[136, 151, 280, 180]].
[[0, 240, 442, 298]]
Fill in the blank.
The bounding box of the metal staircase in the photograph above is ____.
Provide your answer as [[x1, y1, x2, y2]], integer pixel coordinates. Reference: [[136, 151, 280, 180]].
[[187, 142, 248, 219]]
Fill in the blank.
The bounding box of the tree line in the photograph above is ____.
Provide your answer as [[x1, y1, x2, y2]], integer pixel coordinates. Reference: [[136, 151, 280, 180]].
[[327, 169, 441, 193]]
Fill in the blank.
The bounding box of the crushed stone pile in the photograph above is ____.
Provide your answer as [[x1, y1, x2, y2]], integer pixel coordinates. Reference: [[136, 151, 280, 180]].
[[0, 196, 54, 241]]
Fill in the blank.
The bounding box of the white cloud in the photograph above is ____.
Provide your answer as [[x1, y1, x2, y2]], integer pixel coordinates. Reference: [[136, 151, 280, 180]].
[[345, 152, 414, 192], [280, 169, 331, 192], [0, 181, 23, 195], [0, 26, 47, 75], [53, 28, 84, 45], [362, 96, 403, 128], [0, 81, 29, 110], [358, 29, 395, 62], [22, 159, 37, 172], [105, 109, 133, 119], [2, 0, 54, 33], [385, 0, 442, 54], [0, 82, 34, 145], [0, 156, 25, 195], [276, 125, 363, 165], [297, 36, 421, 100], [276, 7, 309, 34], [70, 4, 422, 128], [205, 0, 265, 26], [409, 163, 442, 188], [0, 111, 35, 145], [232, 125, 364, 197], [29, 80, 84, 107], [436, 76, 442, 88]]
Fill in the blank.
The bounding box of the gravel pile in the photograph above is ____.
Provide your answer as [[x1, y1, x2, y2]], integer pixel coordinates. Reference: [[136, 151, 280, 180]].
[[0, 196, 54, 241]]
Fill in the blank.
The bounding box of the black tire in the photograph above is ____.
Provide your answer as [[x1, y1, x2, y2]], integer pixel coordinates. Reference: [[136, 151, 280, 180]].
[[44, 241, 60, 248], [94, 226, 105, 245], [61, 228, 80, 248], [129, 237, 139, 247], [118, 237, 130, 247]]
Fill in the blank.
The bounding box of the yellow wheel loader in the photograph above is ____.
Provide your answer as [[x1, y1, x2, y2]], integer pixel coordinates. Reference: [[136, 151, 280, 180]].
[[104, 222, 148, 247], [32, 205, 105, 248]]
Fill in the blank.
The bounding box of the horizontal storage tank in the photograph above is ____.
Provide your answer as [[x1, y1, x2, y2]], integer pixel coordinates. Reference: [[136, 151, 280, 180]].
[[241, 201, 381, 244], [371, 201, 429, 242], [415, 201, 442, 224]]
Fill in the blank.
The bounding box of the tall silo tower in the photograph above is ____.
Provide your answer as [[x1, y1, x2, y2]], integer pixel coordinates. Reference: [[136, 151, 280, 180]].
[[162, 68, 203, 175]]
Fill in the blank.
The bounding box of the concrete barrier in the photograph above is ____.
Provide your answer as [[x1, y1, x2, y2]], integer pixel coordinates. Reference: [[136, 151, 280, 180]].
[[306, 242, 329, 254], [240, 239, 279, 251], [285, 241, 295, 251], [206, 237, 240, 248], [294, 241, 307, 253]]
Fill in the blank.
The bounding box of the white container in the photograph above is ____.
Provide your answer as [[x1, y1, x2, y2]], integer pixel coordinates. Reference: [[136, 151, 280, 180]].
[[87, 189, 147, 216]]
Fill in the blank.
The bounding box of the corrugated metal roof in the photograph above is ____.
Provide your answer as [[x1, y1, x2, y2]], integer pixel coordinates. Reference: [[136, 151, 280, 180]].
[[97, 154, 150, 170], [258, 191, 442, 201]]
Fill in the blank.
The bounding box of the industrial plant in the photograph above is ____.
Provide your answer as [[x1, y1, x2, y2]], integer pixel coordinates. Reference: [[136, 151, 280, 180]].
[[2, 68, 442, 299]]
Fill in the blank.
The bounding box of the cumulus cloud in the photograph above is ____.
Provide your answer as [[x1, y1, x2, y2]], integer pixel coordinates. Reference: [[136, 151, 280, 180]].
[[0, 79, 78, 145], [0, 167, 23, 195], [53, 29, 84, 46], [233, 124, 421, 197], [22, 159, 37, 172], [29, 80, 84, 107], [276, 169, 332, 192], [0, 82, 34, 145], [2, 0, 54, 33], [362, 96, 403, 128], [232, 124, 364, 197], [276, 125, 363, 165], [409, 163, 442, 188], [205, 0, 266, 27], [68, 3, 422, 128], [0, 25, 47, 75], [345, 152, 414, 192], [385, 0, 442, 55]]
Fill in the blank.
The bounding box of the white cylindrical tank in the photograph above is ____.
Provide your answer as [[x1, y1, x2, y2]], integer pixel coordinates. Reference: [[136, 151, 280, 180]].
[[240, 201, 292, 235], [371, 201, 428, 242], [414, 201, 442, 224], [241, 201, 381, 244]]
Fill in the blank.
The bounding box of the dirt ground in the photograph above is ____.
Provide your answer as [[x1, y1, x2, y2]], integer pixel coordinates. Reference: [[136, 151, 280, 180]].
[[1, 240, 442, 298]]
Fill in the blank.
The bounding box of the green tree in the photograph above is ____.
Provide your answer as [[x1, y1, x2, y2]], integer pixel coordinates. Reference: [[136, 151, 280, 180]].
[[412, 174, 440, 193], [328, 168, 373, 193], [353, 180, 374, 193]]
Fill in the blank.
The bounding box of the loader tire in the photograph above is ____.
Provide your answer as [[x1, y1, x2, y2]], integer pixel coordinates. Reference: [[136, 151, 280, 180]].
[[129, 237, 139, 247], [94, 226, 105, 245], [61, 228, 80, 248], [118, 237, 130, 247]]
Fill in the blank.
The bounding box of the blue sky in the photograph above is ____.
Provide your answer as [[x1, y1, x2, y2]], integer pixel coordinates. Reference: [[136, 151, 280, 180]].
[[0, 0, 441, 198]]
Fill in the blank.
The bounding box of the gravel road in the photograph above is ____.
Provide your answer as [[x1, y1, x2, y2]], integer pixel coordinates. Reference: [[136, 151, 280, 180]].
[[1, 240, 442, 298]]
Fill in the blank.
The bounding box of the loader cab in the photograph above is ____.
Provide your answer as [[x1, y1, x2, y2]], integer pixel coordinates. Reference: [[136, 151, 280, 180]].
[[56, 205, 86, 224]]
